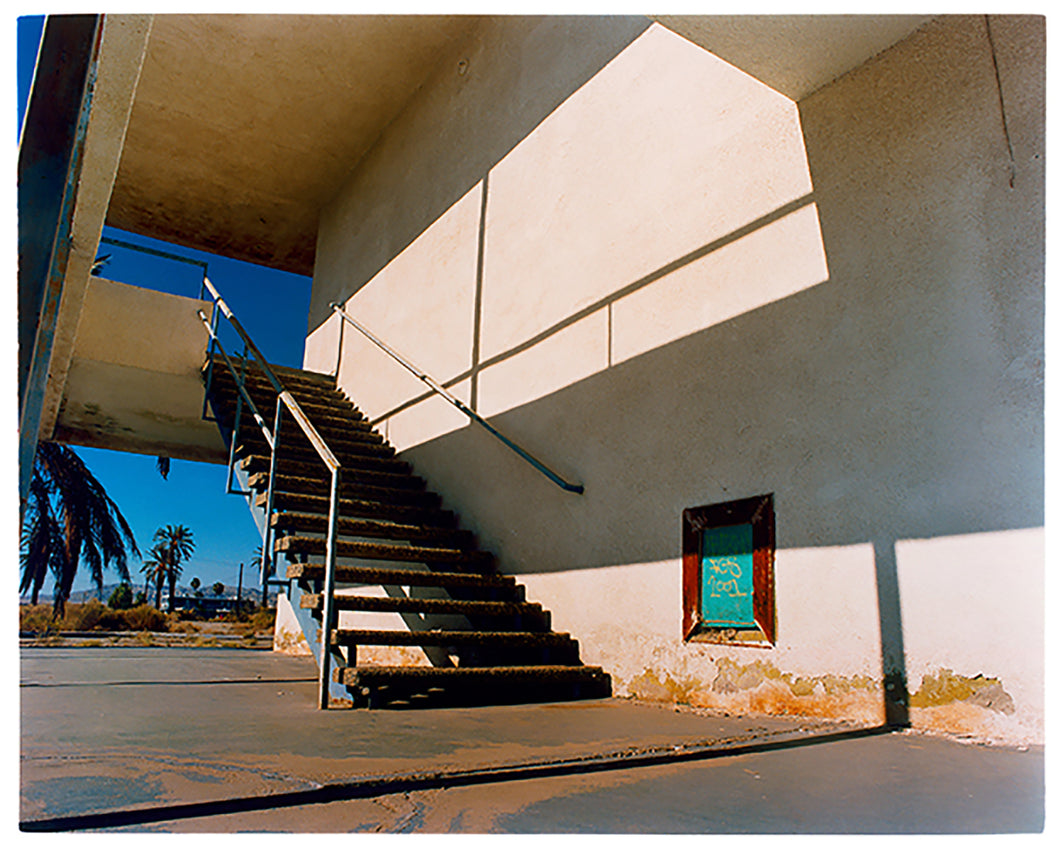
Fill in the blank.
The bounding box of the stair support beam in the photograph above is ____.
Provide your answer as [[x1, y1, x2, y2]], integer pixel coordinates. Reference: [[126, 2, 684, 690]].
[[259, 401, 283, 609]]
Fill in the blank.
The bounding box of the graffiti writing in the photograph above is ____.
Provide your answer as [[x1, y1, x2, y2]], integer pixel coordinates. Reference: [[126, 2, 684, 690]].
[[705, 556, 749, 598]]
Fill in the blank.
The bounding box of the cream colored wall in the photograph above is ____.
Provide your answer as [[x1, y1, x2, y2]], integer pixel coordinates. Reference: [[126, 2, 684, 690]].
[[307, 16, 1044, 744]]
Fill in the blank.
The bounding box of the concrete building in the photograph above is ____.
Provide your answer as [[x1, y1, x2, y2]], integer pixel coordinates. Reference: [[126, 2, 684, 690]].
[[19, 14, 1044, 745]]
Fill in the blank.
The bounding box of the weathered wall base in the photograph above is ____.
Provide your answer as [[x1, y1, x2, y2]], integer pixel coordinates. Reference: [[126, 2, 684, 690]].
[[621, 660, 1025, 745], [273, 594, 311, 657], [519, 527, 1042, 748]]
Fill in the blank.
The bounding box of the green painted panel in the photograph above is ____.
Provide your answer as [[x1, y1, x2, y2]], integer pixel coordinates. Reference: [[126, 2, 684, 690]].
[[700, 522, 755, 628]]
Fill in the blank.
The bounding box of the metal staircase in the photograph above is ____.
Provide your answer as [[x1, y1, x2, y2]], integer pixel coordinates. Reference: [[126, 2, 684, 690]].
[[199, 285, 610, 710]]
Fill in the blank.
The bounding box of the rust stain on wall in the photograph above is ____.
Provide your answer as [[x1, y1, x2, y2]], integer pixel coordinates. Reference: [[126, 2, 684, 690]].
[[625, 659, 1016, 738], [909, 668, 1015, 713]]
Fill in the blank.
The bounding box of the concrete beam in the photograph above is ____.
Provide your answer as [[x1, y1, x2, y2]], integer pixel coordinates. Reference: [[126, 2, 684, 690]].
[[38, 15, 154, 444], [52, 277, 226, 463]]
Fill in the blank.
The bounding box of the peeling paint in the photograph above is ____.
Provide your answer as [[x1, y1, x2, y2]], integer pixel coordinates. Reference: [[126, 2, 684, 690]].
[[273, 626, 311, 657], [909, 668, 1015, 714], [625, 658, 1020, 740]]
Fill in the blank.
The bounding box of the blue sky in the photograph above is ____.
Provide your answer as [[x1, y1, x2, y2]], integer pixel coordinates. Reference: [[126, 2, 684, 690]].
[[18, 15, 314, 596]]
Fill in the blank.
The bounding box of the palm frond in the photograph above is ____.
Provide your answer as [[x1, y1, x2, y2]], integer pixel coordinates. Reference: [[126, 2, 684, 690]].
[[20, 443, 140, 615]]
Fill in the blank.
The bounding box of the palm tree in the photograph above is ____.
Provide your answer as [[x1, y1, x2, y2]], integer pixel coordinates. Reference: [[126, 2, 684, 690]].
[[154, 524, 194, 611], [141, 543, 170, 609], [20, 442, 139, 617]]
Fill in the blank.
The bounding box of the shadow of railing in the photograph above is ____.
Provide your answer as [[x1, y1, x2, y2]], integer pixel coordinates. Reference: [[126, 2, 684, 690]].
[[21, 722, 897, 832]]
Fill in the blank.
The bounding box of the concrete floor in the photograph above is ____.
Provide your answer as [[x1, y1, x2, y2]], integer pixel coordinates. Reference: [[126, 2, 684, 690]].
[[20, 647, 1045, 833]]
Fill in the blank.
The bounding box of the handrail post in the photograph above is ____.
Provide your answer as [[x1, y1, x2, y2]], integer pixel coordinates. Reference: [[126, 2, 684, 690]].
[[261, 401, 283, 610], [201, 304, 222, 422], [196, 279, 346, 710], [223, 350, 247, 495], [318, 466, 341, 709]]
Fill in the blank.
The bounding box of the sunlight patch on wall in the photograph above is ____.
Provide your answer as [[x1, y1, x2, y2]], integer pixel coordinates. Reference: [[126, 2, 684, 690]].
[[611, 202, 827, 366], [771, 542, 881, 678], [895, 526, 1044, 718], [481, 22, 816, 362], [476, 309, 609, 420], [302, 309, 340, 375]]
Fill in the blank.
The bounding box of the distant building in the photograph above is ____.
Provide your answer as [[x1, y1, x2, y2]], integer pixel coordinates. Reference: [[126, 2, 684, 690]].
[[166, 595, 239, 617]]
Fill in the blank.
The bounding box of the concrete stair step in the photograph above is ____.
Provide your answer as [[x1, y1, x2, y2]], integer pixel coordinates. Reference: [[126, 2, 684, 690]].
[[276, 535, 493, 570], [299, 592, 547, 625], [287, 562, 522, 597], [264, 490, 457, 527], [335, 664, 612, 708], [204, 357, 336, 390], [208, 390, 370, 428], [238, 446, 410, 476], [206, 370, 373, 423], [250, 471, 438, 507], [331, 628, 573, 648], [273, 511, 473, 548], [206, 366, 342, 393], [242, 455, 424, 490], [215, 404, 381, 440], [236, 430, 394, 464]]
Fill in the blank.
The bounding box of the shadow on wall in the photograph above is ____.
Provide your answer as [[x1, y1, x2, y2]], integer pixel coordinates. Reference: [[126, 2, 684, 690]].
[[395, 16, 1043, 723], [392, 14, 1043, 570]]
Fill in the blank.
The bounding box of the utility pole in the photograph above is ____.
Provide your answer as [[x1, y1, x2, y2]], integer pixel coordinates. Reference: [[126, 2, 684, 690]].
[[236, 562, 244, 616]]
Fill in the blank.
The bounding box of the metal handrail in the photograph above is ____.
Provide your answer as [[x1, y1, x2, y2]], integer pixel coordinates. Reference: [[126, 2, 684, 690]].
[[330, 302, 584, 495], [200, 277, 342, 709]]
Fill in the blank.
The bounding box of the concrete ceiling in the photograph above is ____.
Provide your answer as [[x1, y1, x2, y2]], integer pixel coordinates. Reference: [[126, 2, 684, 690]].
[[106, 14, 482, 277], [105, 14, 932, 279]]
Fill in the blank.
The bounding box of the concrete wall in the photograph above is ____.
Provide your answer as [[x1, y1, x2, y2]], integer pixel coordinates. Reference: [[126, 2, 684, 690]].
[[306, 16, 1044, 744], [53, 277, 226, 463]]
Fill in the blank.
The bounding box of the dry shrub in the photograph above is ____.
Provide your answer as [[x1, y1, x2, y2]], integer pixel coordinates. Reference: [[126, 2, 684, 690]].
[[19, 604, 57, 633], [249, 607, 276, 633], [22, 601, 170, 633], [122, 604, 168, 632], [71, 599, 126, 631]]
